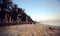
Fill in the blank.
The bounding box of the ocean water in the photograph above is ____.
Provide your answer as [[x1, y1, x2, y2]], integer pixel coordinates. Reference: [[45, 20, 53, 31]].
[[41, 21, 60, 26]]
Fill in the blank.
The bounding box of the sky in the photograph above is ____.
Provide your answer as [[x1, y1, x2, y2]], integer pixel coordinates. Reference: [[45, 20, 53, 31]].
[[13, 0, 60, 22]]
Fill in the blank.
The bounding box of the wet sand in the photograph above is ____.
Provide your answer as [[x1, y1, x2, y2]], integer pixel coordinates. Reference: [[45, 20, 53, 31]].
[[0, 24, 60, 36]]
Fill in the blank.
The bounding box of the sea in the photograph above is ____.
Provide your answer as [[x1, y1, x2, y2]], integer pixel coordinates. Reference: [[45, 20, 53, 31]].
[[40, 21, 60, 26]]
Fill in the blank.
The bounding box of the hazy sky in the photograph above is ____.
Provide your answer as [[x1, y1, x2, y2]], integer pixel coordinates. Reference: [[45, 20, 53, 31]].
[[13, 0, 60, 22]]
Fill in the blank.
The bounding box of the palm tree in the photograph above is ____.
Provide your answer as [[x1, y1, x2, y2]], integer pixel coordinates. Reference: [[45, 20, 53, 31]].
[[0, 0, 13, 24], [10, 4, 18, 23]]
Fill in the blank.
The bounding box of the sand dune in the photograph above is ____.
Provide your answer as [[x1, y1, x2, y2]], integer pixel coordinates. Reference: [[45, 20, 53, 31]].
[[0, 24, 60, 36]]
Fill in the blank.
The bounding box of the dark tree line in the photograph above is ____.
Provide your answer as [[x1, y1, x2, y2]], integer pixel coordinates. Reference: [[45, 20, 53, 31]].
[[0, 0, 36, 26]]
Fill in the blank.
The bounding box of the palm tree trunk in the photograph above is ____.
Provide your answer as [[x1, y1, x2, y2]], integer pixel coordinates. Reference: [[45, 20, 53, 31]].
[[16, 16, 18, 24], [5, 14, 8, 23], [9, 16, 11, 23]]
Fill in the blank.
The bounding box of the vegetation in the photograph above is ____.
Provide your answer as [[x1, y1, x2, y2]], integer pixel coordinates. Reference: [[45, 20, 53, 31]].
[[0, 0, 35, 26]]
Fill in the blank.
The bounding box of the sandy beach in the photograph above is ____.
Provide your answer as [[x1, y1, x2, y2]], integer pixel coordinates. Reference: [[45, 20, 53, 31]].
[[0, 24, 60, 36]]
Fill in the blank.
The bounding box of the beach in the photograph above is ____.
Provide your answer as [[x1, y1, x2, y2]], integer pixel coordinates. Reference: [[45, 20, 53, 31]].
[[0, 24, 60, 36]]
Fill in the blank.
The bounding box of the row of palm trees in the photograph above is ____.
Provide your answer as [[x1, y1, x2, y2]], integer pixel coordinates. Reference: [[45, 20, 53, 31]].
[[0, 0, 35, 25]]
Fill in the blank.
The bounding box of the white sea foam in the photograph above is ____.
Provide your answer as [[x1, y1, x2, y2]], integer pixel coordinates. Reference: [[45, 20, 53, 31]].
[[41, 21, 60, 26]]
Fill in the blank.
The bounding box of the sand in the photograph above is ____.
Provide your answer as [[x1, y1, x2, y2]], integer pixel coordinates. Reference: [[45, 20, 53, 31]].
[[0, 24, 60, 36]]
